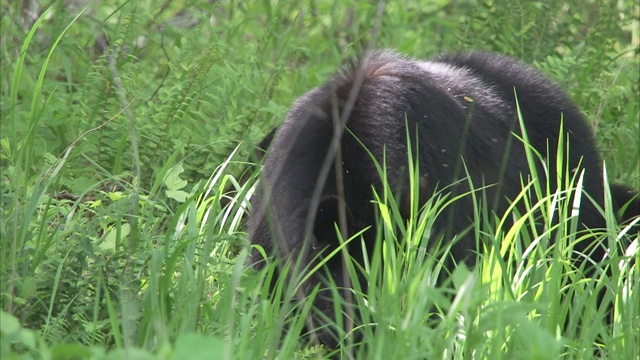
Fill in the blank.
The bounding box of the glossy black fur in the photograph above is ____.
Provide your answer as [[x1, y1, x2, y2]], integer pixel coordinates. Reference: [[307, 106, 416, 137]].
[[247, 50, 639, 348]]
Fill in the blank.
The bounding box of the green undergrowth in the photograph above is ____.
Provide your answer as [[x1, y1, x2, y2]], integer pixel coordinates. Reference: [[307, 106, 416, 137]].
[[1, 0, 638, 359]]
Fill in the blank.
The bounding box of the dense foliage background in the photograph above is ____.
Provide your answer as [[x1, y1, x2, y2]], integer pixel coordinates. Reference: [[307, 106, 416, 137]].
[[1, 0, 638, 359]]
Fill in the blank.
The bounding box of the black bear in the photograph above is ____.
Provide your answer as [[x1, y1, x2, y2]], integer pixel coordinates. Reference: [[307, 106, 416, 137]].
[[247, 50, 639, 348]]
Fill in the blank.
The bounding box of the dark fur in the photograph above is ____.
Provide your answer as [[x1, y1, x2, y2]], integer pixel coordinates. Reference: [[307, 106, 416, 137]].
[[247, 50, 640, 348]]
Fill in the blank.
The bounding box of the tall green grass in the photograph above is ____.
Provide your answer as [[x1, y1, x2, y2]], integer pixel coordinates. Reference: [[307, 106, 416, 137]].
[[1, 0, 638, 359], [284, 113, 639, 359]]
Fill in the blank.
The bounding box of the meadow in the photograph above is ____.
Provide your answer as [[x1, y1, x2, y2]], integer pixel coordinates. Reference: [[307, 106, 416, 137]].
[[1, 1, 639, 359]]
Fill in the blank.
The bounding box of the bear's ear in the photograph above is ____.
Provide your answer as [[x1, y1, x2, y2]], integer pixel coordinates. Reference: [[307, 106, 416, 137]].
[[400, 175, 428, 219], [610, 183, 640, 225], [255, 127, 278, 161]]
